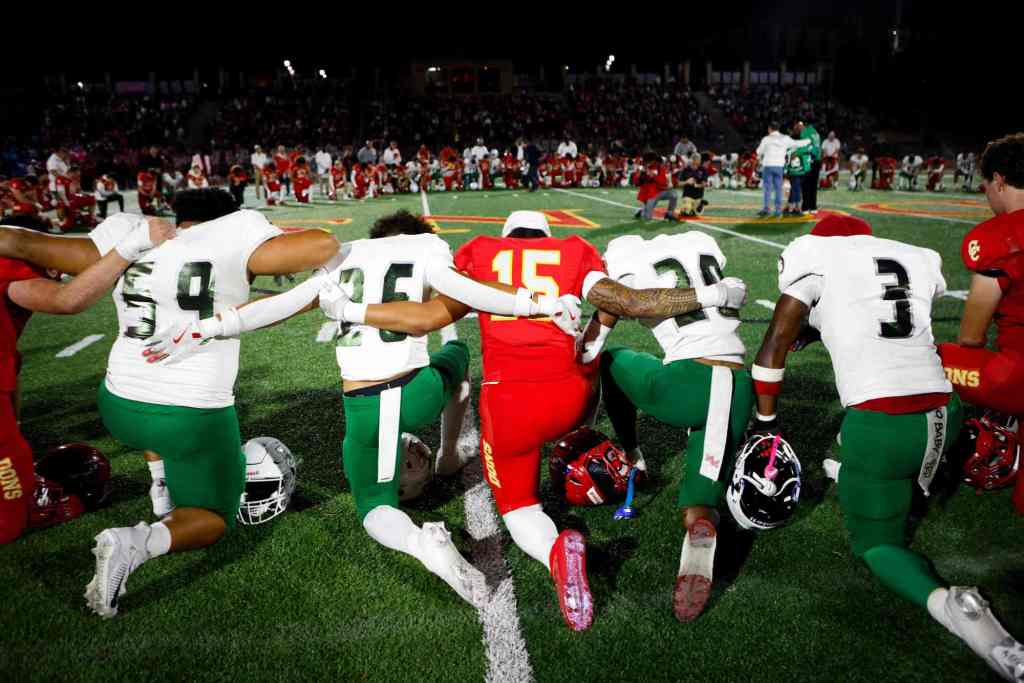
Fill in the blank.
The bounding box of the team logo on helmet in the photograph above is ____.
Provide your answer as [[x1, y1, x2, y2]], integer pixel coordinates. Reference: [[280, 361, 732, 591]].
[[726, 434, 801, 530], [549, 427, 641, 506]]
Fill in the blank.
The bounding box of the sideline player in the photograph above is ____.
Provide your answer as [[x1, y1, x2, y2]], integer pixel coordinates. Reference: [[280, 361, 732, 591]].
[[938, 133, 1024, 513], [754, 213, 1023, 681], [0, 215, 175, 544], [581, 231, 751, 622]]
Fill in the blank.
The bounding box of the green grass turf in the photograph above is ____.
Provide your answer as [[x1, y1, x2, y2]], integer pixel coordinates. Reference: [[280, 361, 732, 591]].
[[1, 183, 1020, 682]]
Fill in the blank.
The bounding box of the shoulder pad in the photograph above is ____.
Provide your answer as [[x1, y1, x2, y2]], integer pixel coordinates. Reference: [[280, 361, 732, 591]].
[[605, 234, 644, 258], [778, 235, 825, 293], [962, 213, 1024, 276]]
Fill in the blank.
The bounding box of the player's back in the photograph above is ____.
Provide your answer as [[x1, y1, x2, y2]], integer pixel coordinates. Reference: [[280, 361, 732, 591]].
[[961, 210, 1024, 350], [333, 233, 453, 381], [455, 234, 605, 381], [779, 234, 950, 406], [92, 211, 282, 409], [604, 232, 745, 364]]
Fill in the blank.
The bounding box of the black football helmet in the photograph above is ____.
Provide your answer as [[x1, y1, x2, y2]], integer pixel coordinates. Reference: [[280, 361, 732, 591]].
[[726, 434, 801, 530]]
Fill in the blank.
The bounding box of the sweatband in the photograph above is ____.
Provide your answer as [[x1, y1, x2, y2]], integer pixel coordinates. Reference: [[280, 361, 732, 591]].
[[580, 322, 613, 364], [751, 364, 785, 382], [343, 302, 368, 324], [695, 283, 724, 309], [113, 220, 155, 261]]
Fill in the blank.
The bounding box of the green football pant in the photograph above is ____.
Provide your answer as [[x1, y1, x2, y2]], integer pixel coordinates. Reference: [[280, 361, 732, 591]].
[[342, 341, 468, 520], [601, 348, 754, 508], [98, 382, 245, 526], [838, 395, 963, 607]]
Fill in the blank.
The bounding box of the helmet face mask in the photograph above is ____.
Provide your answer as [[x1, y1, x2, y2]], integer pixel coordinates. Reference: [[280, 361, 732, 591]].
[[726, 434, 802, 530], [29, 474, 87, 529], [238, 437, 298, 526]]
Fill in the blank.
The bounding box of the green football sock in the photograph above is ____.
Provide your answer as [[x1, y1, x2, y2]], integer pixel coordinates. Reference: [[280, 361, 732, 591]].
[[862, 544, 943, 609]]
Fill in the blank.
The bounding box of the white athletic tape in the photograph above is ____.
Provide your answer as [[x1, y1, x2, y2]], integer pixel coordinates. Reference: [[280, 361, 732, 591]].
[[918, 405, 948, 495]]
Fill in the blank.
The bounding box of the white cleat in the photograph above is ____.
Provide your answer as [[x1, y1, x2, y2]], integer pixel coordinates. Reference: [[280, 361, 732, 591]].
[[945, 587, 1024, 681], [84, 523, 152, 618], [418, 522, 488, 608], [149, 479, 175, 517]]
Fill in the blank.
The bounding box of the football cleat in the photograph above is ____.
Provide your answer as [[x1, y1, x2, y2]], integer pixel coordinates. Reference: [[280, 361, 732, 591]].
[[149, 478, 174, 517], [418, 522, 488, 608], [549, 529, 594, 631], [84, 523, 152, 618], [944, 587, 1024, 681], [673, 518, 717, 623]]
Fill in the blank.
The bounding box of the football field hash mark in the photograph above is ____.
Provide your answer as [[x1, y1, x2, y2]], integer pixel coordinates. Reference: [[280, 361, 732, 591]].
[[56, 334, 105, 358], [756, 300, 777, 311]]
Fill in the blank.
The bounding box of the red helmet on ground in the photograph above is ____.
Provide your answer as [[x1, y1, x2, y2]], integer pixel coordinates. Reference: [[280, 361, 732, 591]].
[[549, 427, 641, 506], [961, 412, 1021, 492], [36, 443, 112, 508]]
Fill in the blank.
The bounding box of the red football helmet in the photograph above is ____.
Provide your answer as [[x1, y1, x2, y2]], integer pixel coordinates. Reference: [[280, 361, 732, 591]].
[[36, 443, 112, 508], [961, 412, 1021, 492], [549, 427, 641, 506]]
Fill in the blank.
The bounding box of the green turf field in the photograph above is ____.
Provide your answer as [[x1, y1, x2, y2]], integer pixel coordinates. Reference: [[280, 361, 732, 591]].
[[2, 181, 1021, 683]]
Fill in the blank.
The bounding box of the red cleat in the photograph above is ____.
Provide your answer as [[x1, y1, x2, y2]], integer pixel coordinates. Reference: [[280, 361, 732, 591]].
[[549, 529, 593, 631], [673, 518, 717, 623]]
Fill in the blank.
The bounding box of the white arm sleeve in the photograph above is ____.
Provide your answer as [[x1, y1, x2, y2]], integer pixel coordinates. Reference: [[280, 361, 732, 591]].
[[89, 213, 146, 256], [424, 260, 525, 316], [782, 274, 823, 307], [216, 273, 328, 337], [581, 270, 609, 300]]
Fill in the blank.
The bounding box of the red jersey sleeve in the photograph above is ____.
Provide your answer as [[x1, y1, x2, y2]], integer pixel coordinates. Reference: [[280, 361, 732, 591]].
[[565, 236, 606, 296], [453, 237, 479, 273], [962, 212, 1024, 283]]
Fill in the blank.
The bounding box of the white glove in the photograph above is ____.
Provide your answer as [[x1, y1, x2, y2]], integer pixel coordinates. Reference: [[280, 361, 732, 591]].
[[142, 315, 226, 365], [543, 294, 582, 337], [318, 279, 367, 323], [695, 277, 747, 309], [114, 217, 175, 261]]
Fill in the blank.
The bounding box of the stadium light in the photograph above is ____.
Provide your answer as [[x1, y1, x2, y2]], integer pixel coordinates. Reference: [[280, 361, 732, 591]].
[[318, 69, 327, 79], [427, 66, 440, 73], [76, 81, 84, 89], [283, 59, 291, 67]]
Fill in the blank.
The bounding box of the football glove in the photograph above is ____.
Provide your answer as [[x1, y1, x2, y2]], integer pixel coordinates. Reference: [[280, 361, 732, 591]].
[[142, 315, 228, 365], [695, 277, 747, 310], [318, 278, 357, 321], [114, 216, 176, 261], [542, 294, 582, 337]]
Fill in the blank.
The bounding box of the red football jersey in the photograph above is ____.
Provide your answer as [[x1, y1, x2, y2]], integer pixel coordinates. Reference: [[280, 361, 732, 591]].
[[962, 208, 1024, 351], [454, 235, 606, 382], [0, 258, 44, 391]]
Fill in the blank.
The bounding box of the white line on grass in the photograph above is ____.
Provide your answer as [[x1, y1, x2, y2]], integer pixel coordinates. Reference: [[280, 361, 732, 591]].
[[826, 204, 978, 226], [756, 299, 777, 311], [316, 321, 338, 343], [554, 188, 787, 250], [421, 189, 431, 217], [56, 334, 104, 358], [944, 290, 968, 300]]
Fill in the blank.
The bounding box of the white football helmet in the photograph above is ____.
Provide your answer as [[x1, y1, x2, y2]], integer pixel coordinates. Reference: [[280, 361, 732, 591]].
[[237, 437, 298, 525], [726, 433, 801, 530], [398, 433, 433, 501]]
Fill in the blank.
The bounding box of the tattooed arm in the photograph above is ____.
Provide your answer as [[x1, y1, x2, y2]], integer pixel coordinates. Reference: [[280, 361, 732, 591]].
[[584, 276, 739, 319]]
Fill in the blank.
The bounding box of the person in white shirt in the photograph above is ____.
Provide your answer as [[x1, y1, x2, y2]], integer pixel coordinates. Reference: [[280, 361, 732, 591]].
[[821, 131, 842, 161], [470, 138, 489, 163], [848, 149, 870, 190], [755, 123, 811, 217], [899, 154, 924, 191], [380, 141, 401, 167], [94, 174, 124, 218], [516, 138, 526, 162], [673, 136, 697, 159], [557, 138, 578, 159], [46, 149, 69, 192], [314, 147, 332, 197], [251, 146, 268, 199]]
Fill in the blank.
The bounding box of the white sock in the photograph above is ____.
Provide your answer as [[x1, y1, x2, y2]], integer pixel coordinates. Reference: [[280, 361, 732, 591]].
[[145, 521, 171, 557], [147, 459, 165, 481], [927, 587, 953, 632], [503, 504, 559, 571], [440, 323, 458, 344], [628, 447, 648, 472], [363, 505, 426, 564]]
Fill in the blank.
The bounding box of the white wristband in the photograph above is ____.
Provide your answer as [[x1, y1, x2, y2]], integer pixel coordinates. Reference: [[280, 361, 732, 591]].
[[534, 295, 559, 317], [198, 315, 227, 338], [343, 302, 368, 324], [513, 288, 534, 317], [756, 412, 777, 422], [695, 283, 724, 309], [751, 364, 785, 382]]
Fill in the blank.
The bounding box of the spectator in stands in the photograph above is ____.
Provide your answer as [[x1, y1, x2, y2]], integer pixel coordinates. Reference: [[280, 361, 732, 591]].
[[673, 135, 697, 159], [756, 122, 811, 218], [251, 145, 268, 199]]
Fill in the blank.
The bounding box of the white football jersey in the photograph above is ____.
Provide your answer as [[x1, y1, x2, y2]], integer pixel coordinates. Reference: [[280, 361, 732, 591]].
[[90, 211, 282, 408], [850, 153, 869, 171], [778, 234, 951, 407], [330, 233, 453, 381], [604, 232, 745, 364]]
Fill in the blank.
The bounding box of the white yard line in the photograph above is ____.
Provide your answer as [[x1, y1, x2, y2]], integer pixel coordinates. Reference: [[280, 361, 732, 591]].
[[755, 299, 777, 311], [316, 321, 337, 343], [56, 334, 104, 358], [554, 188, 787, 250], [944, 290, 968, 301], [421, 189, 432, 217]]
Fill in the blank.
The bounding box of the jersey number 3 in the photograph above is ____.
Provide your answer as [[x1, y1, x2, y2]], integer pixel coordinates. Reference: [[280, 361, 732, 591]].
[[874, 258, 914, 339]]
